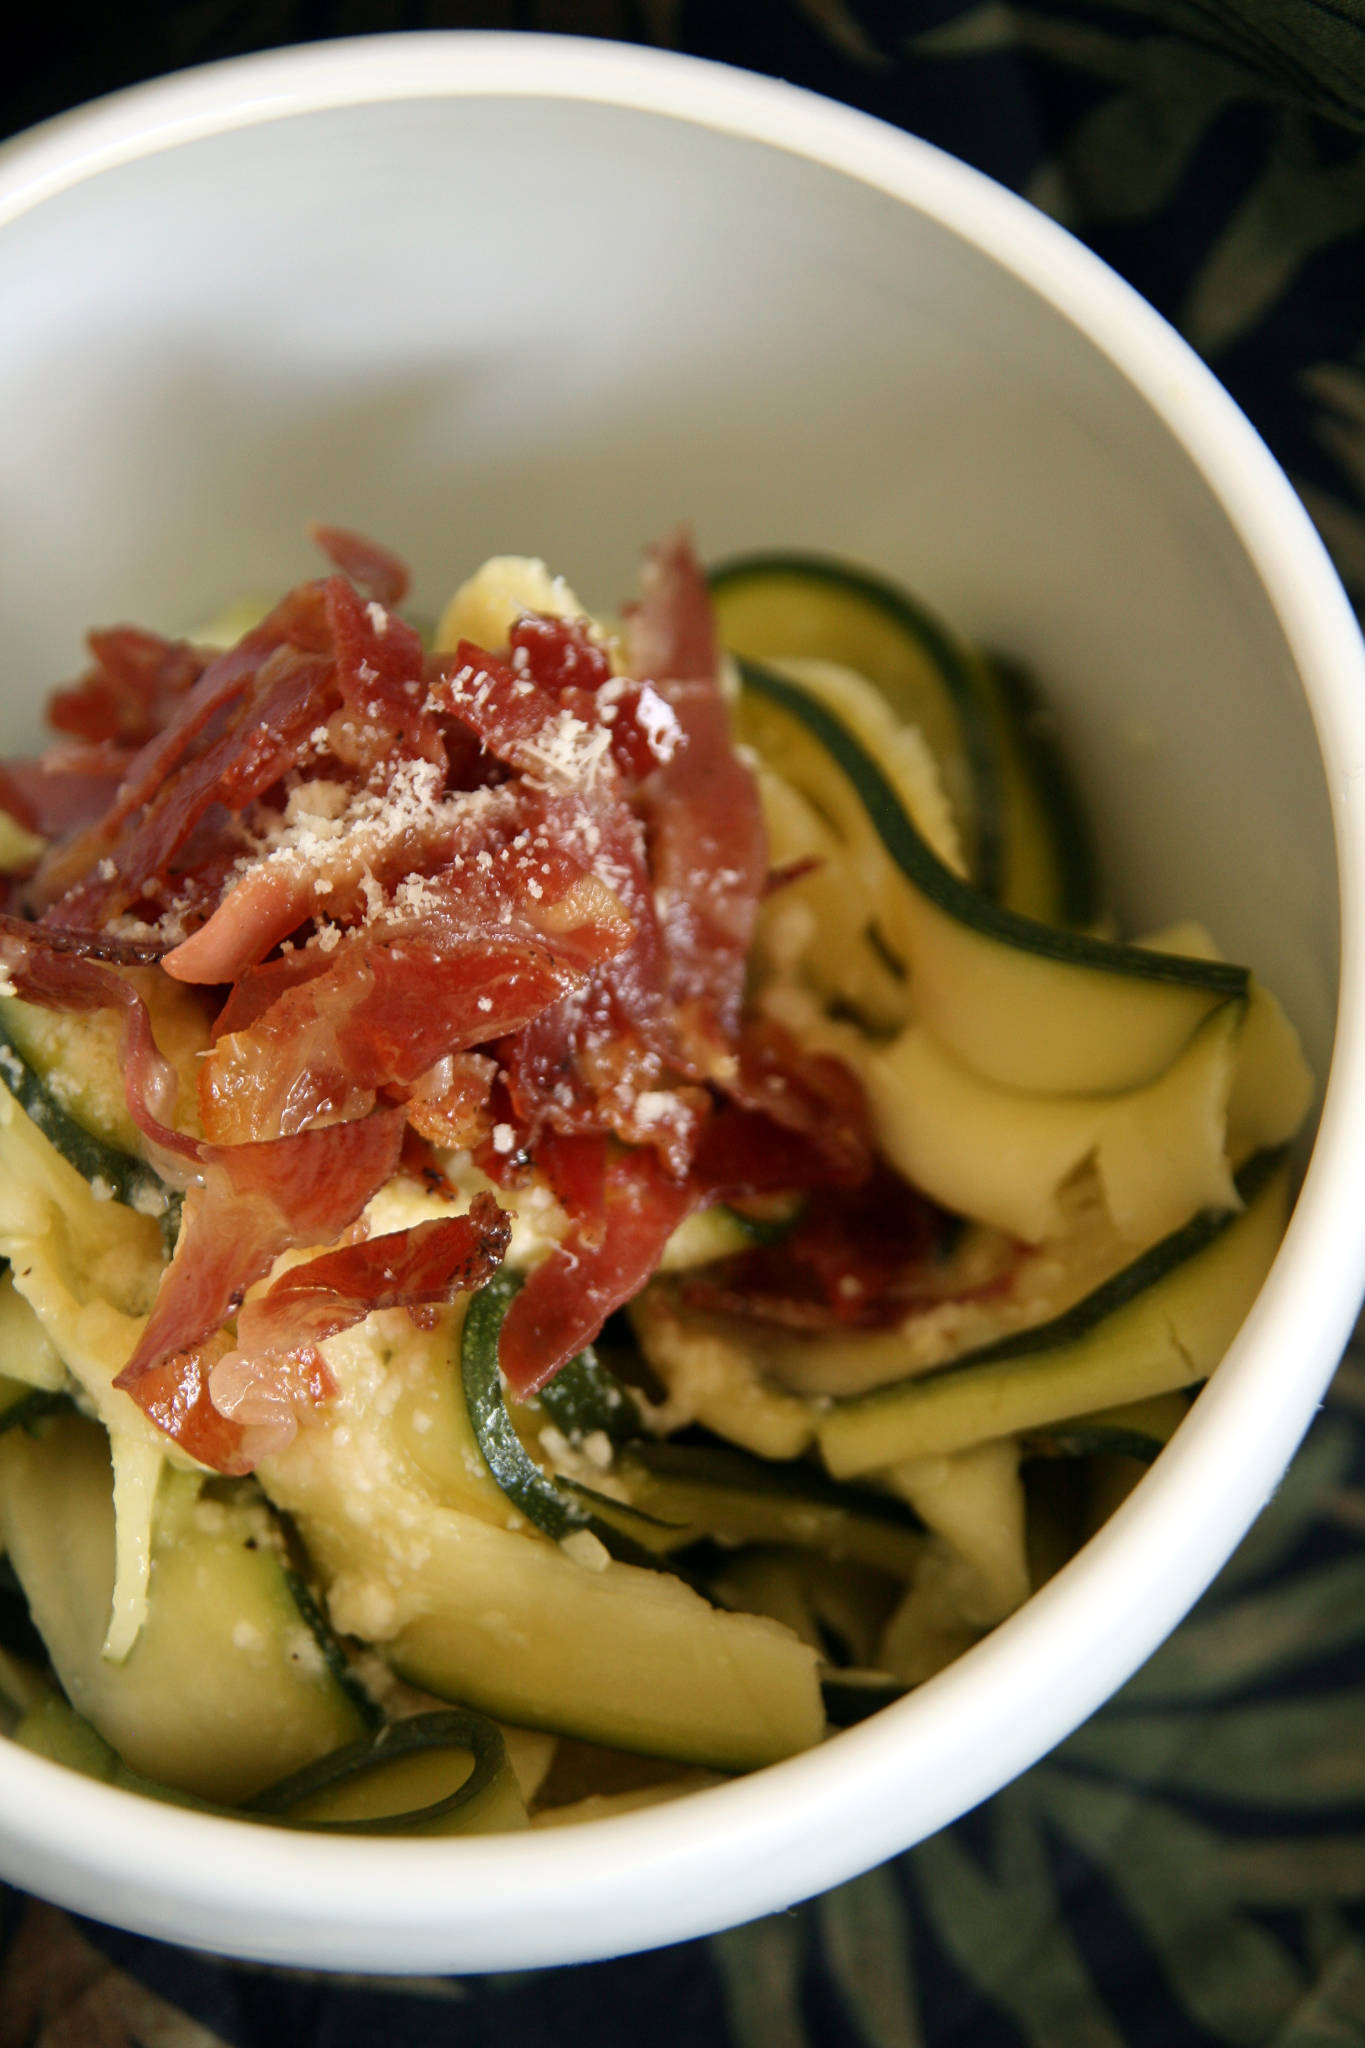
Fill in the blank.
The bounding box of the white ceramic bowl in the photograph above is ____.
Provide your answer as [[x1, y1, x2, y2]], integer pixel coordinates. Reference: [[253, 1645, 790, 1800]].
[[1, 31, 1364, 1975]]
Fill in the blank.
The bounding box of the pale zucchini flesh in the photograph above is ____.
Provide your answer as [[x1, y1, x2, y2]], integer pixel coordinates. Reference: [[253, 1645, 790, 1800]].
[[711, 552, 1000, 888], [819, 1154, 1291, 1477], [859, 998, 1246, 1247], [980, 653, 1101, 929], [607, 1441, 924, 1580], [736, 660, 1246, 1095], [0, 1411, 370, 1804], [270, 1468, 825, 1773]]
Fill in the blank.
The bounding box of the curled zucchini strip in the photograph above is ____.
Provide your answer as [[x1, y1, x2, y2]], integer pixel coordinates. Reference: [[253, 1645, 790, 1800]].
[[819, 1150, 1290, 1477], [462, 1271, 589, 1544], [979, 652, 1101, 929], [0, 1021, 180, 1246], [534, 1344, 643, 1446], [17, 1692, 523, 1837], [710, 551, 1001, 889], [250, 1707, 519, 1836], [861, 997, 1246, 1246], [461, 1271, 674, 1562], [737, 659, 1246, 1094]]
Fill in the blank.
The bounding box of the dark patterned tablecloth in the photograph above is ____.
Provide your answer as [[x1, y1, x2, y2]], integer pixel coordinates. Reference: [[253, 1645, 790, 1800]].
[[3, 6, 1365, 2042]]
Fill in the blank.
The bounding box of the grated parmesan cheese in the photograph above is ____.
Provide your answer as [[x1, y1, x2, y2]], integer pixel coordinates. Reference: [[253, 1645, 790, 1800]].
[[518, 707, 613, 792]]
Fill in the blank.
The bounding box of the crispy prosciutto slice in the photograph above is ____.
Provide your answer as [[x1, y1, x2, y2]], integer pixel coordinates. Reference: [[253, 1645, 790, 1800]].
[[30, 585, 337, 920], [113, 1111, 408, 1468], [681, 1164, 964, 1334], [1, 525, 892, 1464], [497, 1144, 697, 1397], [208, 1192, 511, 1456], [320, 573, 443, 776], [48, 628, 206, 749], [0, 746, 134, 848], [124, 1339, 267, 1478], [308, 523, 411, 608], [627, 530, 766, 1051], [162, 772, 632, 989], [711, 1016, 873, 1189], [200, 935, 592, 1144], [0, 914, 192, 1175], [234, 1192, 510, 1359]]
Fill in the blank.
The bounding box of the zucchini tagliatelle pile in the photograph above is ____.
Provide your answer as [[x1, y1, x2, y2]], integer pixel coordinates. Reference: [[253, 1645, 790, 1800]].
[[0, 528, 1312, 1834]]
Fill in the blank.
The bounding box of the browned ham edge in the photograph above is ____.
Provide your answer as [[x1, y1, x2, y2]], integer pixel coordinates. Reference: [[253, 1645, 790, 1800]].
[[0, 527, 878, 1470]]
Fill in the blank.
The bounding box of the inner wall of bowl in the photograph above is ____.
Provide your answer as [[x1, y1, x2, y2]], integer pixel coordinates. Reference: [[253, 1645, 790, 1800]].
[[0, 91, 1337, 1066]]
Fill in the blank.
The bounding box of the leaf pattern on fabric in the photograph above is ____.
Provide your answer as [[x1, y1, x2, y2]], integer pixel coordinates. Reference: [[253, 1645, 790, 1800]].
[[1298, 363, 1365, 602], [1033, 1774, 1310, 2045], [908, 1796, 1129, 2046], [0, 1899, 234, 2048], [712, 1909, 814, 2048], [1182, 122, 1365, 352], [816, 1867, 924, 2048]]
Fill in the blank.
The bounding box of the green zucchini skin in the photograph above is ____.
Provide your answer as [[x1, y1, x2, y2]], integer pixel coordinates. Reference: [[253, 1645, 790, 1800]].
[[738, 658, 1246, 1094], [461, 1271, 589, 1544], [0, 1025, 180, 1248], [17, 1692, 522, 1837], [710, 551, 1004, 893], [249, 1707, 518, 1835], [739, 660, 1241, 994], [1022, 1391, 1192, 1465], [982, 653, 1102, 930], [0, 1411, 371, 1803], [819, 1151, 1288, 1477], [461, 1273, 676, 1566], [613, 1440, 923, 1579], [821, 1669, 909, 1727], [532, 1344, 642, 1446], [282, 1567, 383, 1737], [462, 1282, 920, 1582], [711, 553, 1101, 931]]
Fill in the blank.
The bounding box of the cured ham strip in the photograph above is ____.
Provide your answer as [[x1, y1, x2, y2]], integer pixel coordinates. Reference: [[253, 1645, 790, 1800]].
[[113, 1110, 406, 1464], [109, 584, 335, 828], [501, 615, 686, 785], [200, 936, 589, 1144], [125, 1338, 258, 1477], [405, 1051, 499, 1151], [428, 642, 590, 785], [627, 531, 766, 1046], [210, 951, 335, 1041], [505, 613, 613, 695], [681, 1166, 974, 1335], [235, 1191, 510, 1359], [165, 777, 634, 990], [34, 585, 337, 922], [308, 523, 411, 607], [0, 915, 191, 1169], [624, 525, 718, 685], [532, 1128, 608, 1249], [0, 748, 133, 844], [498, 1144, 696, 1397], [49, 629, 206, 748], [322, 575, 443, 773], [494, 796, 700, 1166], [639, 674, 766, 1042], [67, 644, 335, 929], [715, 1016, 873, 1187]]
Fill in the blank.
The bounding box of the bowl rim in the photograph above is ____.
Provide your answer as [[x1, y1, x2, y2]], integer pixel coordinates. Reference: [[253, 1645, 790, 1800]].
[[2, 28, 1365, 1975]]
